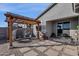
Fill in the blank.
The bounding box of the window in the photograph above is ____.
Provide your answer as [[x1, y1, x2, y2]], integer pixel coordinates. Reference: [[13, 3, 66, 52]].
[[57, 22, 70, 30], [63, 22, 70, 30], [74, 3, 79, 13], [57, 23, 63, 29]]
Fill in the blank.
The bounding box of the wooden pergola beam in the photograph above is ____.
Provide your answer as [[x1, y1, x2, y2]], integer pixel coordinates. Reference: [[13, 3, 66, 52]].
[[4, 12, 41, 24], [15, 19, 39, 25]]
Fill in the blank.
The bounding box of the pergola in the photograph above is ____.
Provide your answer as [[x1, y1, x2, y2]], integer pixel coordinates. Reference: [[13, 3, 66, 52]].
[[4, 12, 41, 48]]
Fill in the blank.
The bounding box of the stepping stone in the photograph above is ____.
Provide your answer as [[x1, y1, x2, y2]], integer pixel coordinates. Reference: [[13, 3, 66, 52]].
[[32, 43, 39, 46], [52, 46, 63, 51], [24, 50, 38, 56], [61, 53, 70, 56], [19, 47, 31, 53], [65, 45, 77, 50], [44, 43, 52, 45], [63, 48, 78, 56], [0, 53, 10, 56], [49, 41, 57, 44], [44, 40, 51, 43], [38, 42, 45, 45], [9, 54, 15, 56], [36, 47, 47, 52], [44, 48, 59, 56]]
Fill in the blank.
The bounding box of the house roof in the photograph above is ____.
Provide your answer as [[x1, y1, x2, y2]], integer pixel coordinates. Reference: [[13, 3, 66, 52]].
[[35, 3, 57, 20]]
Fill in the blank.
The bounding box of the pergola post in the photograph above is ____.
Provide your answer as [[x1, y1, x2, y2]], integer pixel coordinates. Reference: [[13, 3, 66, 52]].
[[7, 22, 9, 42], [37, 24, 40, 39], [7, 17, 13, 49]]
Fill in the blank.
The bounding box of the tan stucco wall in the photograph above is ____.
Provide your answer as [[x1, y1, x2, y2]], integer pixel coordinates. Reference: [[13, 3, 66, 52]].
[[46, 21, 56, 37]]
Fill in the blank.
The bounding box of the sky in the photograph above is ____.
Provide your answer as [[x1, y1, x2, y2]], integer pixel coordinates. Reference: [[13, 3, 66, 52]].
[[0, 3, 50, 27]]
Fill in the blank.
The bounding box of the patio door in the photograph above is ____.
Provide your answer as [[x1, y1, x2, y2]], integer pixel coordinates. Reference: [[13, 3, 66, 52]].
[[57, 23, 63, 36]]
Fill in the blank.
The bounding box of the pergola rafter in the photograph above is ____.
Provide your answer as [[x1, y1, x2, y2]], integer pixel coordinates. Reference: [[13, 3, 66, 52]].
[[4, 12, 41, 48], [5, 12, 41, 24]]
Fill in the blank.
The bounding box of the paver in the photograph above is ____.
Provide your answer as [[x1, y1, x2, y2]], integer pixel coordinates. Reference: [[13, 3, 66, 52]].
[[44, 42, 52, 45], [52, 46, 63, 51], [36, 47, 47, 52], [19, 47, 31, 53], [24, 50, 38, 56], [32, 43, 39, 46], [66, 45, 77, 50], [44, 40, 50, 42], [61, 53, 70, 56], [44, 48, 59, 56], [38, 41, 45, 45], [0, 39, 79, 56], [0, 52, 10, 56], [49, 41, 59, 44], [9, 54, 15, 56], [63, 47, 78, 56]]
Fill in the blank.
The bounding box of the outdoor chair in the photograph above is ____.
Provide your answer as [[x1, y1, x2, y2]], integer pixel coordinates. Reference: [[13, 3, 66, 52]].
[[39, 31, 48, 40], [43, 32, 48, 40], [50, 33, 56, 38]]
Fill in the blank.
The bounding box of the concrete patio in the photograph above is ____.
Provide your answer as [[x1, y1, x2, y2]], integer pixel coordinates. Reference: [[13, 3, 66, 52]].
[[0, 38, 79, 56]]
